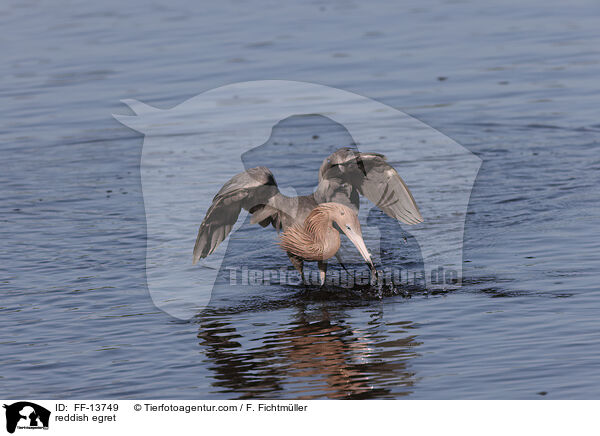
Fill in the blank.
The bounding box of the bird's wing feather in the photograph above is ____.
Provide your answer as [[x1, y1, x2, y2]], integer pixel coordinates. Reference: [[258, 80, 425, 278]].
[[193, 167, 279, 263], [320, 149, 423, 225]]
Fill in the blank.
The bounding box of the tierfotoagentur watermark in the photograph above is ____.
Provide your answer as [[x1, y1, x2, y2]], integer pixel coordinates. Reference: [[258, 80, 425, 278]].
[[226, 266, 458, 288]]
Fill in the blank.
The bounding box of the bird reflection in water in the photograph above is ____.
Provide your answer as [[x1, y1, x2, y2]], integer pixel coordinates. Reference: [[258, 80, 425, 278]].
[[196, 303, 421, 399]]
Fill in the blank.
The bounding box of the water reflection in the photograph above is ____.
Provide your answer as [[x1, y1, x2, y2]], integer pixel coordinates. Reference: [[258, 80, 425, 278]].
[[196, 302, 421, 399]]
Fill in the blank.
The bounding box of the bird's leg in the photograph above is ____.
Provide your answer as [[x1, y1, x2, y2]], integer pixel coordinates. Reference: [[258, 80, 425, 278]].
[[369, 263, 378, 285], [318, 261, 328, 287], [335, 252, 349, 273], [287, 252, 307, 285]]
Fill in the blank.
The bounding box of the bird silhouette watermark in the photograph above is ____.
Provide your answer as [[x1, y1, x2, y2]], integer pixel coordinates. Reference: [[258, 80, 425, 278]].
[[114, 80, 480, 320]]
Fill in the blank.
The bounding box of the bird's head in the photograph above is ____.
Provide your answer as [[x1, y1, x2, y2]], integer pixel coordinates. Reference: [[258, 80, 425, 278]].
[[327, 203, 375, 272]]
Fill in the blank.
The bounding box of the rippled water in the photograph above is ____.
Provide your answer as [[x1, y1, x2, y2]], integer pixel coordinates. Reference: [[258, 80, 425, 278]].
[[1, 0, 599, 399]]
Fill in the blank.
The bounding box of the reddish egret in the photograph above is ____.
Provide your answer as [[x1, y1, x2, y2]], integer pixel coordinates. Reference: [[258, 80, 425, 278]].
[[193, 147, 423, 285], [280, 202, 374, 284]]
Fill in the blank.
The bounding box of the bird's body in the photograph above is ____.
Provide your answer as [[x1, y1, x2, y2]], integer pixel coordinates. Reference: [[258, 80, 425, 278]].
[[193, 147, 423, 286], [280, 202, 374, 285], [280, 203, 343, 262]]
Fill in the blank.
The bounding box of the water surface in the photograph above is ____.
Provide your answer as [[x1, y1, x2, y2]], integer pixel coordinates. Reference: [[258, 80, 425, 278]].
[[1, 0, 599, 399]]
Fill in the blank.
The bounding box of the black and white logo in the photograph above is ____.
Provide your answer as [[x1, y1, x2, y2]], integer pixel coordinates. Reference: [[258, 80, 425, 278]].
[[3, 402, 50, 434]]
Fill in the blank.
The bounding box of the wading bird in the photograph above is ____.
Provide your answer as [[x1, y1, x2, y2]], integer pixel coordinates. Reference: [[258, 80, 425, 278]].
[[193, 147, 423, 285], [279, 202, 375, 285]]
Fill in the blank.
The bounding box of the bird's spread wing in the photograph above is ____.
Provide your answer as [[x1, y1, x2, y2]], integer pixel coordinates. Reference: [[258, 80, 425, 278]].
[[318, 148, 423, 225], [193, 167, 279, 263]]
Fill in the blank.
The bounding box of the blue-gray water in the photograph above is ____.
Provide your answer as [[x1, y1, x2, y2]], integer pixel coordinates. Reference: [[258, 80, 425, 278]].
[[1, 0, 599, 399]]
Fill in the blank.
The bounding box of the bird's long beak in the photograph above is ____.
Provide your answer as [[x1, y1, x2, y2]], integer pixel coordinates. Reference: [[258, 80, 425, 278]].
[[342, 228, 375, 272]]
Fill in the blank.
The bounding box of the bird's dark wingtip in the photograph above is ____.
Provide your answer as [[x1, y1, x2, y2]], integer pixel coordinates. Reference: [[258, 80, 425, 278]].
[[192, 251, 205, 265], [410, 216, 424, 225]]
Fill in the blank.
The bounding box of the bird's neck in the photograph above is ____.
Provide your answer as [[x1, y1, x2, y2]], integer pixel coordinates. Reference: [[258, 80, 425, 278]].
[[303, 209, 340, 259], [279, 207, 341, 261], [304, 207, 332, 236]]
